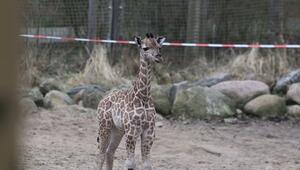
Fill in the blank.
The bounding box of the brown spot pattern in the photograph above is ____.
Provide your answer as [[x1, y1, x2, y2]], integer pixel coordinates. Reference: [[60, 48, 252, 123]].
[[96, 36, 162, 168]]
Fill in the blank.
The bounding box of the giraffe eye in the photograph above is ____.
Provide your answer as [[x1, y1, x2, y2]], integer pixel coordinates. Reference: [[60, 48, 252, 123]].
[[143, 47, 149, 51]]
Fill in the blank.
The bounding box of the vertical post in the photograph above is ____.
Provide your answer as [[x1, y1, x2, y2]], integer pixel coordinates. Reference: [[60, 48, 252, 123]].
[[268, 0, 283, 42], [88, 0, 97, 54], [185, 0, 208, 62], [268, 0, 286, 77], [110, 0, 121, 63], [111, 0, 121, 40]]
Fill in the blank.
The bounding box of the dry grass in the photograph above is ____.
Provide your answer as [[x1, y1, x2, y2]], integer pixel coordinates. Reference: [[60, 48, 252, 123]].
[[19, 43, 75, 88], [169, 47, 292, 85], [230, 48, 289, 79], [67, 45, 128, 89], [18, 43, 43, 88], [20, 42, 295, 89]]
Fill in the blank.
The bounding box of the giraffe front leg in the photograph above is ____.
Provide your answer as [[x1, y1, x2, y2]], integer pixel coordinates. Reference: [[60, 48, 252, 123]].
[[124, 135, 137, 170], [141, 126, 155, 170]]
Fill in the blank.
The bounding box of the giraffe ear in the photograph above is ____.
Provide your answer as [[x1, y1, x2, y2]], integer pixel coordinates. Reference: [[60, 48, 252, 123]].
[[156, 36, 166, 46], [134, 36, 142, 47]]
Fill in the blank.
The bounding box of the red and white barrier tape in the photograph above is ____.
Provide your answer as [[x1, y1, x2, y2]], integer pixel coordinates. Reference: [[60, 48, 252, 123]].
[[20, 34, 300, 48]]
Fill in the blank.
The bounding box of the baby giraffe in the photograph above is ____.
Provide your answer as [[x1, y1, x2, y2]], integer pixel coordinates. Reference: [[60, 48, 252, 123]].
[[96, 33, 166, 170]]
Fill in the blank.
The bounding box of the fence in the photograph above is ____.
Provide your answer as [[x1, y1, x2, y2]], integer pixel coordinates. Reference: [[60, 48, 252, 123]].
[[21, 0, 300, 67]]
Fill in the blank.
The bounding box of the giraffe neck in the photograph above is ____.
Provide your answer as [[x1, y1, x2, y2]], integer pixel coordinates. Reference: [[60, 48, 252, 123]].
[[133, 57, 152, 103]]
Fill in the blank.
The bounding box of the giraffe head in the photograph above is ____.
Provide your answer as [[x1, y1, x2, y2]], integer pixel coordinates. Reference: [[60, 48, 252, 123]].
[[134, 33, 166, 63]]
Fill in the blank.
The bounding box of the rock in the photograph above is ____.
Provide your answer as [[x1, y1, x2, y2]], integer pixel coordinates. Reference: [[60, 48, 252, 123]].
[[22, 87, 44, 107], [44, 90, 73, 108], [286, 83, 300, 104], [192, 73, 234, 87], [155, 121, 164, 128], [169, 81, 192, 104], [155, 114, 165, 121], [274, 69, 300, 93], [81, 89, 106, 109], [151, 84, 172, 115], [67, 85, 107, 109], [236, 109, 243, 115], [287, 105, 300, 117], [211, 80, 270, 108], [19, 98, 38, 114], [183, 120, 191, 125], [172, 86, 236, 119], [245, 74, 275, 88], [243, 94, 286, 119], [224, 118, 238, 124], [39, 78, 62, 95], [66, 85, 107, 98]]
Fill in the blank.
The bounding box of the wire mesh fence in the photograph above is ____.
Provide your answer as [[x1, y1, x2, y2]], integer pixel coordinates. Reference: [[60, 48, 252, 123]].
[[22, 0, 300, 43], [20, 0, 300, 80]]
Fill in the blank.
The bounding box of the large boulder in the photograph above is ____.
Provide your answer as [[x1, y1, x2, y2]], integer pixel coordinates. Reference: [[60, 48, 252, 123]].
[[81, 89, 106, 109], [67, 85, 107, 109], [21, 87, 44, 107], [287, 105, 300, 117], [244, 73, 275, 88], [211, 80, 270, 107], [39, 78, 62, 95], [274, 69, 300, 94], [243, 94, 286, 119], [286, 83, 300, 104], [19, 98, 38, 114], [151, 84, 172, 115], [170, 81, 192, 104], [44, 90, 73, 108], [192, 73, 234, 87], [66, 85, 106, 98], [172, 86, 236, 119]]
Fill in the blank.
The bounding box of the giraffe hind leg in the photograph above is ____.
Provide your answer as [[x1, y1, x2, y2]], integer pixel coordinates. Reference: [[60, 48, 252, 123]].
[[97, 111, 113, 170], [97, 129, 111, 170]]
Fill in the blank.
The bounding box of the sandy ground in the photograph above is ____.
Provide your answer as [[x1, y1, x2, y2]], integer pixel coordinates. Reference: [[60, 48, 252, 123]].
[[20, 105, 300, 170]]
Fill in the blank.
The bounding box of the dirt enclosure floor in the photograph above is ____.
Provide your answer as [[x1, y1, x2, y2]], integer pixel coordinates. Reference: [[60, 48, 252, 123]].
[[20, 105, 300, 170]]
